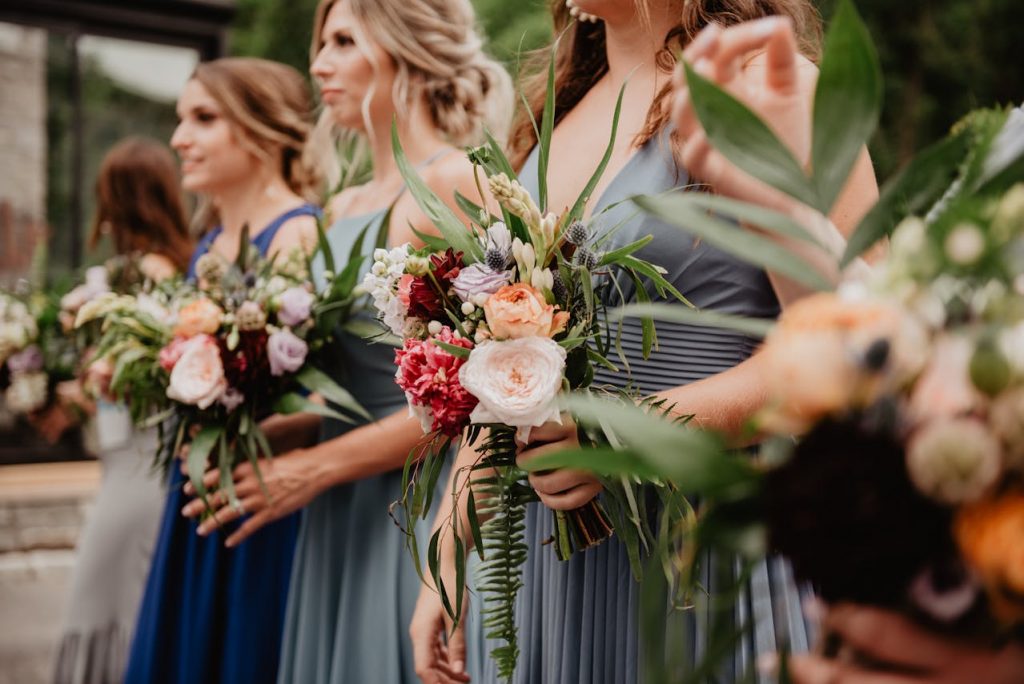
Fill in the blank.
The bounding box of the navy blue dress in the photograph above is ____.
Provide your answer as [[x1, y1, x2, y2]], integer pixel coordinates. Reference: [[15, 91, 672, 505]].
[[125, 205, 319, 684]]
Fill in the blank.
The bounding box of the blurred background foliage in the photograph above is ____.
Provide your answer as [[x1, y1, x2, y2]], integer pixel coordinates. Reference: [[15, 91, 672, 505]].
[[231, 0, 1023, 181]]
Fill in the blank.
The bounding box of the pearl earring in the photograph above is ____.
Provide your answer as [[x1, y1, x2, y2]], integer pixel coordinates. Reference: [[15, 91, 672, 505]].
[[566, 0, 600, 23]]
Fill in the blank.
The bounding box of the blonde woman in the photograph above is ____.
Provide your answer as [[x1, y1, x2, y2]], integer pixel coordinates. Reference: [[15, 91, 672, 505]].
[[180, 2, 512, 682], [124, 58, 321, 684]]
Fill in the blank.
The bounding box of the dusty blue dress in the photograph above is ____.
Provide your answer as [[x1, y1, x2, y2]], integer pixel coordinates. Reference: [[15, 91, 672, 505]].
[[125, 205, 318, 684], [482, 129, 813, 683], [277, 209, 484, 682]]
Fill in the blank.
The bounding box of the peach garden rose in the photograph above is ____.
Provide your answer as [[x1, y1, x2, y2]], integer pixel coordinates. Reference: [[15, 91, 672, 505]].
[[173, 298, 223, 338], [483, 283, 569, 340], [458, 336, 566, 444]]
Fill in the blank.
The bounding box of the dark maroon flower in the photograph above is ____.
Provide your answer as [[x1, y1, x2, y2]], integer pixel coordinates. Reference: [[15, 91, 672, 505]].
[[219, 330, 269, 393], [406, 249, 463, 321]]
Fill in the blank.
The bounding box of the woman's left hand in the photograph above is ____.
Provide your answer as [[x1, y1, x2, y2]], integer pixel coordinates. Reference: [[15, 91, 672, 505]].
[[181, 446, 328, 547], [515, 417, 602, 510], [789, 604, 1024, 683]]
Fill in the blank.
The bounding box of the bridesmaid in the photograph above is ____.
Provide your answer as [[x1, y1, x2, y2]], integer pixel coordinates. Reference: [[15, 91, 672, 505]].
[[180, 1, 512, 682], [52, 137, 193, 684], [124, 58, 322, 684], [411, 1, 879, 683]]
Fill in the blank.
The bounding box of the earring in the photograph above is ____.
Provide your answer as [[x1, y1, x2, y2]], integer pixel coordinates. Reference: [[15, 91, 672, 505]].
[[566, 0, 600, 23]]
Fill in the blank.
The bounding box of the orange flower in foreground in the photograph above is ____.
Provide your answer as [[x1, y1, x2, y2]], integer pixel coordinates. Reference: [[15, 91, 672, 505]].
[[955, 492, 1024, 625]]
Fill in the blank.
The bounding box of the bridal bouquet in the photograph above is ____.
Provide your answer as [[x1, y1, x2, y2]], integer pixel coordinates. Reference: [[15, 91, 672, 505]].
[[1, 289, 77, 417], [375, 73, 689, 673], [76, 231, 368, 507]]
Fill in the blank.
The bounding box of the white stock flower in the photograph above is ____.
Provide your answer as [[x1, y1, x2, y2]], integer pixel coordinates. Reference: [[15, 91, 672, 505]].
[[361, 244, 413, 337], [166, 334, 227, 409], [459, 337, 566, 443], [945, 223, 986, 265], [5, 371, 48, 414], [906, 418, 1003, 504]]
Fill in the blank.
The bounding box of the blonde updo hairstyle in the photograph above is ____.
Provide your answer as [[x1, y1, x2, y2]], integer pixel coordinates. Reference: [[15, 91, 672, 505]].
[[191, 57, 323, 228], [309, 0, 513, 189]]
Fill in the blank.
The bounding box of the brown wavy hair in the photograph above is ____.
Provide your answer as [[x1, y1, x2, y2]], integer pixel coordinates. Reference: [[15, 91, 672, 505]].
[[88, 137, 193, 272], [509, 0, 823, 170], [191, 57, 323, 205]]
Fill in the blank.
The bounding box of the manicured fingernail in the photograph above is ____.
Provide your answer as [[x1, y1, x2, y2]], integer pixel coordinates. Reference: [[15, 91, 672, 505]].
[[453, 660, 464, 673], [225, 538, 236, 548]]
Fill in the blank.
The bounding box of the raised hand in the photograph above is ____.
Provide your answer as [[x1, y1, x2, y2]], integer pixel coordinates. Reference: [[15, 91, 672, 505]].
[[672, 17, 815, 213]]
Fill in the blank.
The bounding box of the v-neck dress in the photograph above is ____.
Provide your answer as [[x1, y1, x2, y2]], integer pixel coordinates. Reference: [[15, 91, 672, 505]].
[[124, 204, 319, 684], [480, 129, 813, 683]]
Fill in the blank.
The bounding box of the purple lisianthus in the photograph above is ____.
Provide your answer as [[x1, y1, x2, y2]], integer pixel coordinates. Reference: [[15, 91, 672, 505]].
[[452, 264, 512, 303], [277, 287, 314, 327], [6, 345, 44, 373], [267, 329, 308, 376]]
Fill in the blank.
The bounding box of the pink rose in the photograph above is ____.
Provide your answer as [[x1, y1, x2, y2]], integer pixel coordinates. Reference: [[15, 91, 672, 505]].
[[483, 283, 569, 340], [397, 274, 415, 308], [158, 337, 190, 371], [166, 335, 227, 409], [173, 298, 223, 338], [267, 329, 308, 377]]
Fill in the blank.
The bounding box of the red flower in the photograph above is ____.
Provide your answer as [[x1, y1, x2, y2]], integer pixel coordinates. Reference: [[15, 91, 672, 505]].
[[219, 330, 269, 392], [395, 326, 477, 437], [406, 249, 463, 321]]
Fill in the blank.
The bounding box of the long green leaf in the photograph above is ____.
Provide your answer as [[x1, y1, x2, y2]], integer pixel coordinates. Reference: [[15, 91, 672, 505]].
[[635, 193, 834, 291], [272, 392, 357, 424], [315, 218, 336, 277], [611, 302, 774, 338], [684, 61, 819, 209], [537, 42, 557, 212], [811, 0, 882, 213], [598, 235, 655, 266], [678, 193, 829, 250], [391, 121, 483, 263], [295, 366, 371, 421], [186, 425, 222, 500], [841, 129, 970, 265], [568, 81, 627, 222]]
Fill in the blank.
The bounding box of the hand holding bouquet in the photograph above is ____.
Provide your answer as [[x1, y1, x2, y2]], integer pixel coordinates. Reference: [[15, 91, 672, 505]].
[[77, 230, 368, 511]]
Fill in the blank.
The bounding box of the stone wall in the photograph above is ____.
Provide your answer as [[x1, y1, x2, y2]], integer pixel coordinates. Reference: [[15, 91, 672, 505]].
[[0, 22, 48, 285]]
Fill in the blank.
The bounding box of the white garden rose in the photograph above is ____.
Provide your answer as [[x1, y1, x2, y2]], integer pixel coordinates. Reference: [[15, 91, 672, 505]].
[[459, 336, 566, 443], [166, 334, 227, 409]]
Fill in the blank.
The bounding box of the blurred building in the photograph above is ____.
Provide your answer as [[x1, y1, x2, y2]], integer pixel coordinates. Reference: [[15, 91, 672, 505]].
[[0, 0, 235, 286]]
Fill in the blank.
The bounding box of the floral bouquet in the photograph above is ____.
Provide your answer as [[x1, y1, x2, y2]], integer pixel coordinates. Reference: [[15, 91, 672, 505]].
[[529, 1, 1024, 676], [374, 76, 690, 672], [1, 288, 77, 419], [77, 229, 369, 509]]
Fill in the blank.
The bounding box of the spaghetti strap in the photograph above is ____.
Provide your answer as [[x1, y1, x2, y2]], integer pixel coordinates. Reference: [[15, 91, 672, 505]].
[[251, 204, 321, 254]]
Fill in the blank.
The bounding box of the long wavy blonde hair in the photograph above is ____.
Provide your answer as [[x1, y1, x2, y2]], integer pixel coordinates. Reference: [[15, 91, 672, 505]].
[[308, 0, 514, 189]]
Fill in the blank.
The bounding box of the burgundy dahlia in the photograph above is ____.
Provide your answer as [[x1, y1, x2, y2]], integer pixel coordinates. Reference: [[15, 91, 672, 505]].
[[406, 249, 463, 321]]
